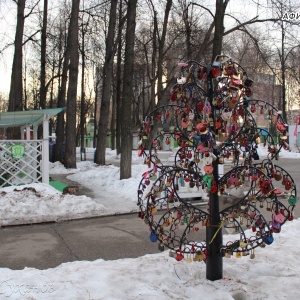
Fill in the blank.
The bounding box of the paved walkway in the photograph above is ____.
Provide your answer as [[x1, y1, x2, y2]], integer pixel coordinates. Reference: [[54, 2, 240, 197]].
[[0, 157, 298, 270], [0, 213, 165, 270]]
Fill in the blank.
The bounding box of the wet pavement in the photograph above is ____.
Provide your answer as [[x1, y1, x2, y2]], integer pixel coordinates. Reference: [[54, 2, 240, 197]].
[[0, 156, 299, 270], [0, 213, 161, 270]]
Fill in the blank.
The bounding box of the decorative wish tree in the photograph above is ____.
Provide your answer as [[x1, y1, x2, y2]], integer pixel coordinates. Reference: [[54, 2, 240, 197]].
[[137, 55, 297, 281]]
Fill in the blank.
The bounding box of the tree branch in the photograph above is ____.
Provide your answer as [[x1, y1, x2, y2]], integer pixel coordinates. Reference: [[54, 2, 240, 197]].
[[24, 0, 41, 19], [22, 30, 41, 46], [238, 27, 280, 82], [284, 44, 300, 64], [190, 2, 214, 19], [223, 15, 279, 37]]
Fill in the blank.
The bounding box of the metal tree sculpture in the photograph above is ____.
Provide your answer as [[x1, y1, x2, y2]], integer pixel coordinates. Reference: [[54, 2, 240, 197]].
[[137, 55, 297, 281]]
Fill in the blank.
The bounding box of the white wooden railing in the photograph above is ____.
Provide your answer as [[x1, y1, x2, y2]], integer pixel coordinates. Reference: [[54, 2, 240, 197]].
[[0, 140, 43, 187]]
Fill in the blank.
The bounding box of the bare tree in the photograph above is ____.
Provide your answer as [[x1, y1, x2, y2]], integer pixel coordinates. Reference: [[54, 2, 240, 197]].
[[156, 0, 173, 105], [36, 0, 48, 139], [39, 0, 48, 110], [115, 0, 124, 155], [7, 0, 26, 138], [212, 0, 229, 61], [95, 0, 118, 165], [273, 0, 300, 121], [120, 0, 138, 179], [233, 0, 300, 120], [64, 0, 81, 169], [79, 10, 90, 159], [54, 10, 71, 163]]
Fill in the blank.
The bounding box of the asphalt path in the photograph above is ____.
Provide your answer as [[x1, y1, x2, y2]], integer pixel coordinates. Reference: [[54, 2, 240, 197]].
[[0, 157, 299, 270], [0, 214, 161, 270]]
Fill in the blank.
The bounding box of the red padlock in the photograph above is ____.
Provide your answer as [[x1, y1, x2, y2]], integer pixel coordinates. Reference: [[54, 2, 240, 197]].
[[138, 146, 145, 157], [184, 176, 190, 182], [252, 174, 258, 181], [197, 100, 204, 112], [250, 103, 256, 113], [187, 150, 192, 159], [211, 62, 221, 78], [176, 250, 184, 261], [203, 164, 213, 174], [210, 181, 218, 193], [226, 151, 230, 159], [203, 249, 209, 261], [145, 122, 150, 134], [170, 90, 177, 101], [285, 179, 292, 190]]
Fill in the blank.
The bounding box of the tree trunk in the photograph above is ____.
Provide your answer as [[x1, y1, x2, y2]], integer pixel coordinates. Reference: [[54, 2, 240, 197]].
[[155, 0, 172, 107], [39, 0, 48, 110], [49, 58, 55, 135], [182, 1, 192, 59], [116, 0, 123, 155], [64, 0, 80, 169], [110, 84, 116, 150], [80, 22, 86, 158], [281, 19, 287, 121], [54, 23, 70, 163], [93, 66, 100, 148], [149, 9, 157, 114], [7, 0, 26, 139], [38, 0, 48, 139], [212, 0, 229, 61], [120, 0, 138, 179], [95, 0, 118, 165]]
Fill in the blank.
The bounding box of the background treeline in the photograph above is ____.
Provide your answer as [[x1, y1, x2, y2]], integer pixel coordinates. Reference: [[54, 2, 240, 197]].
[[0, 0, 300, 178]]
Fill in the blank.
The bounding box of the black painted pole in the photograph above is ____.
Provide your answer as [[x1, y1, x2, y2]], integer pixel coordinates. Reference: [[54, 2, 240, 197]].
[[206, 64, 223, 281]]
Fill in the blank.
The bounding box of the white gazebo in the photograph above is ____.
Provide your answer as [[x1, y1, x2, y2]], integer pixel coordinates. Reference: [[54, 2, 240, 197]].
[[0, 108, 65, 187]]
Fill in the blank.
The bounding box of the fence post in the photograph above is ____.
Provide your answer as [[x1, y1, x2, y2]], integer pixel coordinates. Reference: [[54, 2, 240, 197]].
[[42, 114, 49, 184]]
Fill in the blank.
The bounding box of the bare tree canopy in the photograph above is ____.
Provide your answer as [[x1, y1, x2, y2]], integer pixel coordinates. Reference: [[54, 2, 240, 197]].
[[0, 0, 299, 173]]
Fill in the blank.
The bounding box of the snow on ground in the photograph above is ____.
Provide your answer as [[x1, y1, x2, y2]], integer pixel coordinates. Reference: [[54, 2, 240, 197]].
[[0, 145, 300, 299], [0, 148, 148, 226], [0, 218, 299, 299], [0, 183, 106, 226], [0, 144, 299, 226]]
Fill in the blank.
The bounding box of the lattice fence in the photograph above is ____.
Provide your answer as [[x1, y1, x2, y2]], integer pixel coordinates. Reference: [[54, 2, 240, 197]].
[[0, 140, 43, 187]]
